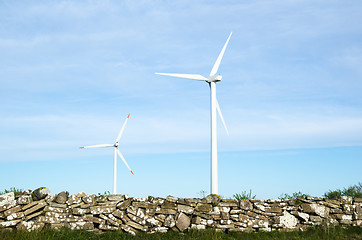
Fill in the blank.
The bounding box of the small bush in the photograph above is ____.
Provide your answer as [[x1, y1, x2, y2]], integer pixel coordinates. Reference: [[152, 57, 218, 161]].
[[324, 182, 362, 199], [234, 189, 256, 201], [279, 191, 310, 200]]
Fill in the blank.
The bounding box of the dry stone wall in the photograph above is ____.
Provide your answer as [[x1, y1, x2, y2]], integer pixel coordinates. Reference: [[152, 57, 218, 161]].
[[1, 188, 361, 234]]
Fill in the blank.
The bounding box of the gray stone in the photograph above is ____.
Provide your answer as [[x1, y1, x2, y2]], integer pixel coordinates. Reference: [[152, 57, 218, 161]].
[[24, 211, 43, 221], [32, 187, 50, 201], [108, 194, 124, 202], [279, 211, 298, 229], [203, 194, 221, 206], [0, 192, 15, 206], [127, 220, 148, 231], [301, 203, 329, 218], [354, 204, 362, 220], [176, 212, 190, 231], [4, 205, 21, 217], [177, 204, 194, 214], [44, 206, 70, 213], [0, 220, 21, 228], [17, 195, 32, 205], [75, 191, 87, 198], [191, 216, 201, 225], [72, 208, 89, 215], [89, 206, 116, 215], [83, 215, 105, 224], [17, 221, 45, 231], [133, 202, 157, 209], [340, 196, 353, 205], [6, 212, 24, 221], [117, 199, 131, 210], [54, 192, 68, 204], [219, 199, 238, 207], [340, 219, 352, 225], [239, 200, 253, 210], [24, 202, 47, 216], [195, 203, 212, 212], [161, 201, 177, 209], [69, 221, 94, 230], [66, 195, 82, 205], [82, 195, 95, 204], [166, 195, 178, 203], [310, 215, 322, 223], [164, 215, 176, 228]]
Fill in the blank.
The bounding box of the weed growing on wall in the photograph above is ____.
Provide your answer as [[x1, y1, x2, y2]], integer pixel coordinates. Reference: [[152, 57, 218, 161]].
[[233, 189, 256, 201]]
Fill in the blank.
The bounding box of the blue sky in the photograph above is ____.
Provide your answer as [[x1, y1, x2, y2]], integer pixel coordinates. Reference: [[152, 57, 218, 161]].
[[1, 0, 361, 199]]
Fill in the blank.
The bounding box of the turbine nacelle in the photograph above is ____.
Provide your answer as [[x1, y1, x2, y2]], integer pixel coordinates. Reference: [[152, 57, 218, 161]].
[[208, 75, 222, 82]]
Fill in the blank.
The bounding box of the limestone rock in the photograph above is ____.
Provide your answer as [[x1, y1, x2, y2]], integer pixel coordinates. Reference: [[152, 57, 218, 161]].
[[82, 195, 95, 204], [66, 195, 82, 205], [203, 194, 221, 206], [310, 215, 322, 224], [17, 195, 32, 205], [108, 195, 124, 202], [340, 196, 353, 205], [239, 200, 253, 210], [176, 212, 190, 231], [54, 192, 69, 204], [32, 187, 50, 201], [354, 204, 362, 220], [69, 221, 94, 230], [279, 211, 298, 229], [166, 195, 178, 203], [195, 203, 212, 212], [16, 221, 45, 231], [0, 192, 15, 206], [302, 203, 329, 218], [164, 215, 175, 228], [117, 199, 131, 210], [76, 191, 87, 198]]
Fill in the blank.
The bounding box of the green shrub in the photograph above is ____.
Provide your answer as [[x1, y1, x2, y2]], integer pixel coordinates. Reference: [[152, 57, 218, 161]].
[[278, 191, 310, 200], [233, 189, 256, 201], [324, 182, 362, 199]]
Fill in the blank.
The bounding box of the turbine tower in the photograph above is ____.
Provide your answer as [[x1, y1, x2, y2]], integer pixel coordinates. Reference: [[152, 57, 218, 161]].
[[80, 114, 134, 194], [155, 32, 232, 195]]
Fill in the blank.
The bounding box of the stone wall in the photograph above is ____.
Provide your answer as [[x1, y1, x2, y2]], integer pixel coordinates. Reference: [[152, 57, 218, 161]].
[[0, 188, 361, 233]]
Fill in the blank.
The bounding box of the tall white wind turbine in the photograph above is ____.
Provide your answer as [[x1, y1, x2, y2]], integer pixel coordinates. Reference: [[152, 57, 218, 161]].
[[155, 32, 232, 195], [79, 114, 134, 194]]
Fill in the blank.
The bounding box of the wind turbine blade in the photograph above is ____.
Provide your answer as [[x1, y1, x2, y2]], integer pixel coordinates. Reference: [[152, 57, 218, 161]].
[[216, 99, 229, 136], [209, 32, 232, 77], [116, 149, 134, 175], [155, 73, 208, 81], [115, 114, 130, 143], [79, 144, 114, 149]]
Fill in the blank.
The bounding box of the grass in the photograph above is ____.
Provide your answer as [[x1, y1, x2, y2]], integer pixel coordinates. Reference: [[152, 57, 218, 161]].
[[1, 226, 361, 240], [0, 187, 24, 195], [233, 189, 256, 201]]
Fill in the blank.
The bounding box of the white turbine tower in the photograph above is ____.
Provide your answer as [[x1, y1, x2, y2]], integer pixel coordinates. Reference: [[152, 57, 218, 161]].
[[79, 114, 134, 194], [155, 32, 232, 195]]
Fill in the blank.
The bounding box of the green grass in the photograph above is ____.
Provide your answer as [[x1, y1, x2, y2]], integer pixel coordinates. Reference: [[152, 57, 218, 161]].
[[0, 187, 24, 195], [1, 226, 361, 240]]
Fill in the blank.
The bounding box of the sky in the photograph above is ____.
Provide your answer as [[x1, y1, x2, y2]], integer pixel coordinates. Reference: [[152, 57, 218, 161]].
[[0, 0, 361, 199]]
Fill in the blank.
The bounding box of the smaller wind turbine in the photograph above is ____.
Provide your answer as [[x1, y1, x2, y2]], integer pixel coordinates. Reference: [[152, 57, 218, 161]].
[[79, 114, 133, 194]]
